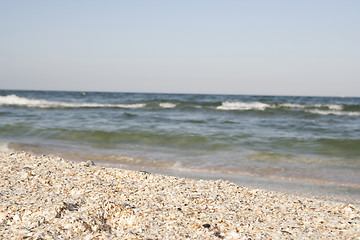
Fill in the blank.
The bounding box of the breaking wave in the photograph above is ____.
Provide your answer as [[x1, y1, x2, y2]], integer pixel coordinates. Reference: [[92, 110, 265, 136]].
[[306, 110, 360, 116], [278, 103, 343, 110], [0, 95, 359, 117], [216, 101, 358, 116], [0, 95, 146, 109], [216, 101, 270, 111], [159, 103, 177, 108]]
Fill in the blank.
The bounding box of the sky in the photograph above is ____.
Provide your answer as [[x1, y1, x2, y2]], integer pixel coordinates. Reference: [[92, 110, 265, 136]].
[[1, 1, 359, 96]]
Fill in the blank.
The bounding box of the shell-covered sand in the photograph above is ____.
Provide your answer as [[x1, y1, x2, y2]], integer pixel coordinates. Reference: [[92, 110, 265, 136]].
[[0, 152, 359, 239]]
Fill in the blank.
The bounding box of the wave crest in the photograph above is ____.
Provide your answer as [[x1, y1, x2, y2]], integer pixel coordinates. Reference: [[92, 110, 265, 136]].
[[0, 95, 146, 109], [159, 103, 177, 108], [217, 101, 270, 111], [306, 109, 360, 116]]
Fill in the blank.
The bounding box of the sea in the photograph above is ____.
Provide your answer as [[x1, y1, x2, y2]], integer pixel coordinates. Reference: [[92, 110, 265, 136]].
[[1, 90, 359, 202]]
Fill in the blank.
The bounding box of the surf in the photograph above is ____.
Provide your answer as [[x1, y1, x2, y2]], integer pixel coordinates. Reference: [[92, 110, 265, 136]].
[[0, 95, 146, 109]]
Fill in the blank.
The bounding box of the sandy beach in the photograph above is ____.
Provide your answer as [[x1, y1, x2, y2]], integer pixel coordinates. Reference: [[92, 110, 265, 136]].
[[0, 151, 359, 239]]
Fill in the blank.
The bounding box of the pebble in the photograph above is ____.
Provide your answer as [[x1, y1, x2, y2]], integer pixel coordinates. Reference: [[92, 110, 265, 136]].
[[203, 223, 211, 228], [0, 151, 359, 239]]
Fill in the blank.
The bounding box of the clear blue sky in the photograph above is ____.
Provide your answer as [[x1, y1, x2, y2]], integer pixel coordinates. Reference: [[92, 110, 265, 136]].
[[1, 0, 359, 96]]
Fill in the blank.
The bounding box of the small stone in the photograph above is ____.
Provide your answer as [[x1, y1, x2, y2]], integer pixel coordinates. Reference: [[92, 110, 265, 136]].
[[214, 231, 224, 238], [81, 160, 95, 167], [203, 223, 211, 228]]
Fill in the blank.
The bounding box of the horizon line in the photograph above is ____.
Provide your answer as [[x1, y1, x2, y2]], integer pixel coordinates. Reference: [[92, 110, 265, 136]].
[[0, 88, 358, 98]]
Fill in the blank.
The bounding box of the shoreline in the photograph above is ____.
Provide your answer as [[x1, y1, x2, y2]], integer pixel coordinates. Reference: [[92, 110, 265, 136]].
[[4, 142, 360, 205], [1, 151, 359, 239]]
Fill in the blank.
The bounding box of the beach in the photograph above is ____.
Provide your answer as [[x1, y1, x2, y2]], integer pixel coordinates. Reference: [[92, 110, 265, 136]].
[[2, 0, 360, 238], [0, 151, 359, 239], [1, 91, 360, 202]]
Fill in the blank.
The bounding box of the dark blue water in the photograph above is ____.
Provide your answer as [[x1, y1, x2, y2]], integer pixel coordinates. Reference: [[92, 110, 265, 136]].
[[1, 90, 359, 201]]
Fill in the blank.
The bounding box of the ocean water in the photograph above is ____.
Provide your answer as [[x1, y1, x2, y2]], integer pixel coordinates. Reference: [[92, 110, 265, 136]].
[[1, 90, 359, 201]]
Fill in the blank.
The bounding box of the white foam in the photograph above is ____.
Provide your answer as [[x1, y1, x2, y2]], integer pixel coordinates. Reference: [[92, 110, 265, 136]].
[[279, 103, 343, 111], [0, 95, 146, 109], [114, 103, 146, 108], [217, 101, 270, 111], [306, 110, 360, 116], [326, 104, 343, 111], [159, 103, 176, 108], [311, 104, 343, 110], [279, 103, 306, 109], [0, 95, 57, 108], [0, 142, 12, 153]]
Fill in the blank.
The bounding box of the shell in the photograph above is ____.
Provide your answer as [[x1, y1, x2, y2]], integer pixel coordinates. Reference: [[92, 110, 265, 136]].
[[0, 151, 359, 239]]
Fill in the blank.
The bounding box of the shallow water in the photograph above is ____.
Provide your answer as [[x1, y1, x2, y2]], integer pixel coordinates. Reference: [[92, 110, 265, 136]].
[[1, 90, 359, 201]]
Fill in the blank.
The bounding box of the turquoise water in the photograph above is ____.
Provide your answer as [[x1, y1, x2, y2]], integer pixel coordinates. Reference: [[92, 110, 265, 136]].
[[1, 90, 359, 200]]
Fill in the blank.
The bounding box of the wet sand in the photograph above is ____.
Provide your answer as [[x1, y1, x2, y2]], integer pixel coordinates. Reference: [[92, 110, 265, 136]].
[[0, 152, 359, 239]]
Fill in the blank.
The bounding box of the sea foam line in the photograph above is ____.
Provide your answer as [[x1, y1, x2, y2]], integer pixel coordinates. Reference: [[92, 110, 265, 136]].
[[279, 103, 343, 110], [0, 95, 146, 109], [216, 101, 348, 113], [159, 103, 177, 108], [216, 101, 270, 111], [306, 110, 360, 116]]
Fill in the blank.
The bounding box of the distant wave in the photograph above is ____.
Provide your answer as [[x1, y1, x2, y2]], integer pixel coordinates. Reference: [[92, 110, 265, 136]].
[[216, 101, 359, 116], [1, 95, 359, 116], [279, 103, 344, 111], [216, 101, 270, 111], [306, 109, 360, 116], [0, 95, 146, 109], [278, 103, 360, 116], [159, 103, 177, 108]]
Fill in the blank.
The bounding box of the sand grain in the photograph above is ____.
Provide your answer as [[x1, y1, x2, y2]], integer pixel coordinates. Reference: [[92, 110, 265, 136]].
[[0, 152, 359, 239]]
